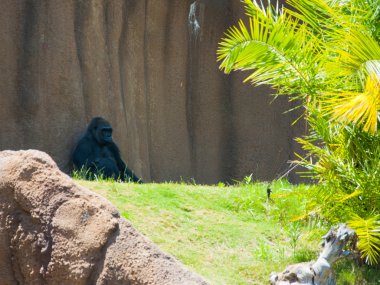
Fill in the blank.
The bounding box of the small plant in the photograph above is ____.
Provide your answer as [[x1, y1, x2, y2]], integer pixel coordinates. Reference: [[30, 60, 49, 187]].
[[242, 173, 253, 185], [231, 173, 255, 186], [287, 222, 302, 255], [253, 240, 273, 261], [71, 166, 91, 180]]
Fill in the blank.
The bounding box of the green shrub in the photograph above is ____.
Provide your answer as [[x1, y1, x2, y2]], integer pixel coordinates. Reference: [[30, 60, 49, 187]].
[[218, 0, 380, 264]]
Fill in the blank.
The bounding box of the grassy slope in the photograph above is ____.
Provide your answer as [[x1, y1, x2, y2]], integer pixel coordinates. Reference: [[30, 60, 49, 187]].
[[77, 180, 379, 285]]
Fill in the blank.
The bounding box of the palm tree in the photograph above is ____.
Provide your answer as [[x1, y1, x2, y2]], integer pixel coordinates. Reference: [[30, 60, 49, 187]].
[[218, 0, 380, 265]]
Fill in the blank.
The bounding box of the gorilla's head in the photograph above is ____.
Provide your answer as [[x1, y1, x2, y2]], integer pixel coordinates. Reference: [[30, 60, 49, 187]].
[[88, 117, 113, 145]]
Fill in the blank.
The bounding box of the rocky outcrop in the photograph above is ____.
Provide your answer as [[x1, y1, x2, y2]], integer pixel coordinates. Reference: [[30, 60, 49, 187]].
[[0, 150, 208, 285], [270, 224, 357, 285], [0, 0, 303, 184]]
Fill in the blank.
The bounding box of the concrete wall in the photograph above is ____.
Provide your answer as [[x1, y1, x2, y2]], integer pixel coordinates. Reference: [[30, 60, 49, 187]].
[[0, 0, 305, 183]]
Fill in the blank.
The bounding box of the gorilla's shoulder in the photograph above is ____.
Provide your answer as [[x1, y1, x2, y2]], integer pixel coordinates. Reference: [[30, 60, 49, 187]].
[[73, 135, 95, 153], [77, 133, 93, 144]]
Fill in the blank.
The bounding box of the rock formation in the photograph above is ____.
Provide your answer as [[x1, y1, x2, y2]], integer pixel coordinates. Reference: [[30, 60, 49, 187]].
[[0, 149, 208, 285], [0, 0, 304, 184], [270, 224, 357, 285]]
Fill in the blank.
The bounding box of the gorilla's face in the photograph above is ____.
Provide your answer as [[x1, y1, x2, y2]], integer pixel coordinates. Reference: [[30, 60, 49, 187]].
[[98, 125, 113, 144], [89, 118, 113, 145]]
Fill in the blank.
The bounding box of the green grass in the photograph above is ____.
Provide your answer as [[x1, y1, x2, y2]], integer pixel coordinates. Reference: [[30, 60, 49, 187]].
[[77, 179, 380, 285]]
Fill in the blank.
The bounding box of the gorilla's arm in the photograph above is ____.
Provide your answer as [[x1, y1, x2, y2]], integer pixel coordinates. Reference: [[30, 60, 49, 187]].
[[72, 138, 98, 171], [108, 142, 143, 183], [123, 167, 142, 183]]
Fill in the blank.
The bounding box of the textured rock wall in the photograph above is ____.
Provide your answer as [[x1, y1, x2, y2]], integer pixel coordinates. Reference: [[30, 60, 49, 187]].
[[0, 0, 304, 183]]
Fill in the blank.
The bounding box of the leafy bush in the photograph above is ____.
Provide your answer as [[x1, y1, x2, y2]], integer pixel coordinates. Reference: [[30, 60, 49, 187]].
[[218, 0, 380, 264]]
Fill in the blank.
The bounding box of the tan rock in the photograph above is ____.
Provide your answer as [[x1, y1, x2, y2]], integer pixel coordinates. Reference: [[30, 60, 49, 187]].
[[0, 150, 208, 285]]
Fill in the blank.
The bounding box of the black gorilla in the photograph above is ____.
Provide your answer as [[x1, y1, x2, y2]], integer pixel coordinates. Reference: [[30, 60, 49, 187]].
[[72, 117, 142, 183]]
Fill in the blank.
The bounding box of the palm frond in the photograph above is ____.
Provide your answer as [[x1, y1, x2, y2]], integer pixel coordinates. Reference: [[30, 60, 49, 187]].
[[286, 0, 344, 31], [337, 189, 363, 202], [242, 0, 281, 20], [322, 63, 380, 133], [348, 214, 380, 265], [287, 0, 378, 33], [218, 7, 321, 97], [327, 29, 380, 79]]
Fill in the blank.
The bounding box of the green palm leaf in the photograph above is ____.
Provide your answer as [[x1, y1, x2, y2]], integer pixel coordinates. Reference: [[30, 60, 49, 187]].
[[218, 4, 321, 98], [322, 72, 380, 133], [348, 214, 380, 265]]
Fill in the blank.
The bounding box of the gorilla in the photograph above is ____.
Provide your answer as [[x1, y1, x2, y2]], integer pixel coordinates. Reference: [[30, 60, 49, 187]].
[[72, 117, 142, 183]]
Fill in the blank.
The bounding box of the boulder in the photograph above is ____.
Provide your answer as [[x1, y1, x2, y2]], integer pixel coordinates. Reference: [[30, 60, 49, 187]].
[[270, 224, 357, 285], [0, 150, 208, 285]]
